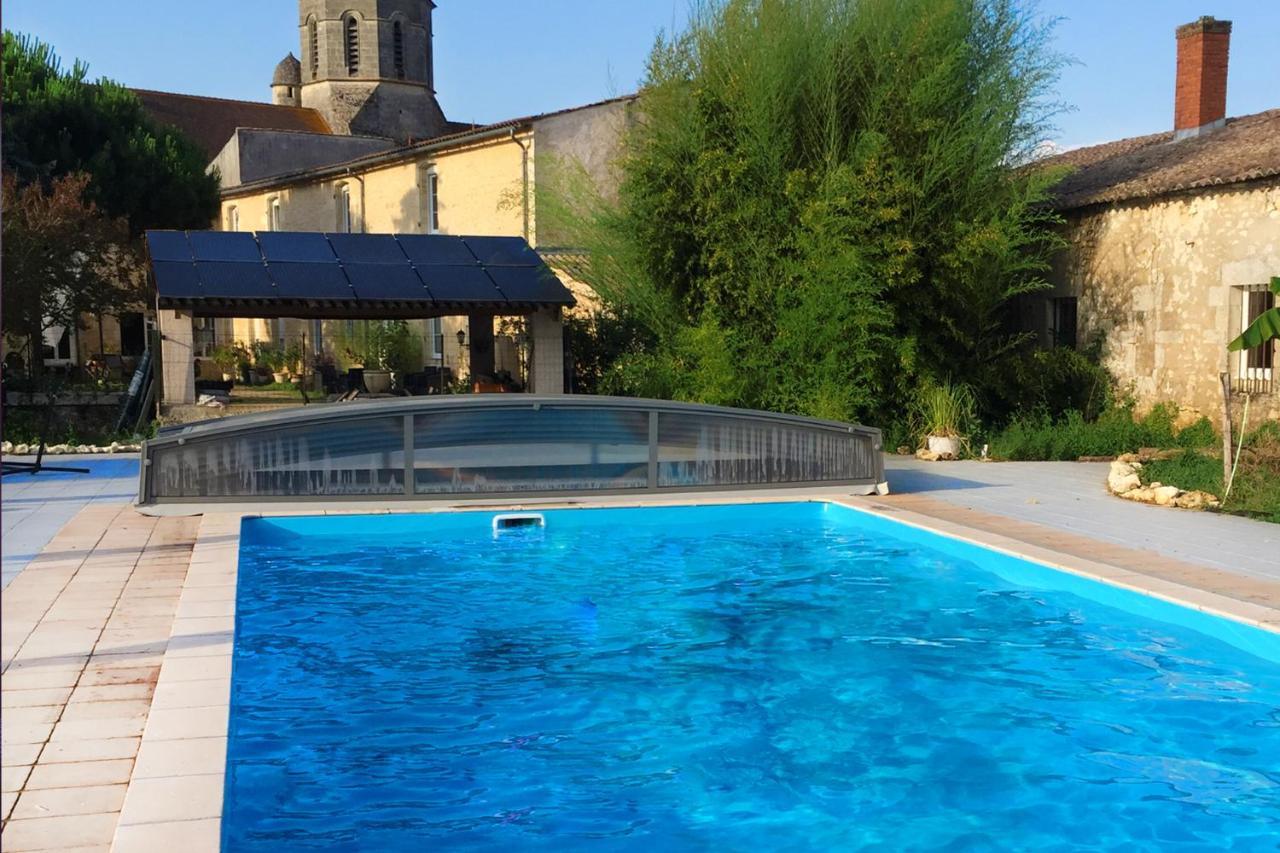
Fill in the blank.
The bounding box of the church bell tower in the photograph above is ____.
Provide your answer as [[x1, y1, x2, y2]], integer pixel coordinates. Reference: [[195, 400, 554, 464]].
[[297, 0, 448, 141]]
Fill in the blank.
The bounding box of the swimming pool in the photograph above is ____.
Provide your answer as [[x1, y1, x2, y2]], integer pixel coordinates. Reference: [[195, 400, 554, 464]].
[[225, 502, 1280, 850]]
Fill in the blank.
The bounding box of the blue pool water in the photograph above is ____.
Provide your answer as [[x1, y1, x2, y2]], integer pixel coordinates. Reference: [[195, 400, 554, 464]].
[[225, 503, 1280, 851]]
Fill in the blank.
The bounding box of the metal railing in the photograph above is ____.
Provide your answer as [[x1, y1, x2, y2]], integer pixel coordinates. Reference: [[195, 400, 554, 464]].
[[137, 396, 885, 504]]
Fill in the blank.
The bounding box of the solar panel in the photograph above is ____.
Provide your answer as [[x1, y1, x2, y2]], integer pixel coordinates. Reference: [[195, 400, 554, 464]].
[[189, 231, 264, 263], [462, 236, 541, 267], [415, 265, 508, 304], [152, 260, 204, 300], [146, 231, 193, 263], [344, 263, 433, 302], [267, 263, 355, 301], [258, 232, 338, 263], [325, 233, 406, 265], [196, 261, 275, 299], [484, 266, 575, 305], [394, 234, 476, 266]]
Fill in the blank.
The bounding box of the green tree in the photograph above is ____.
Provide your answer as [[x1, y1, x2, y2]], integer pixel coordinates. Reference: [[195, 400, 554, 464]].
[[542, 0, 1066, 425], [2, 31, 219, 235], [2, 172, 135, 380]]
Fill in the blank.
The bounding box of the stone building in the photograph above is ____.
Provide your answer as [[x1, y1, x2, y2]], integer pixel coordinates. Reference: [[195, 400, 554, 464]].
[[1037, 17, 1280, 423], [79, 0, 632, 398]]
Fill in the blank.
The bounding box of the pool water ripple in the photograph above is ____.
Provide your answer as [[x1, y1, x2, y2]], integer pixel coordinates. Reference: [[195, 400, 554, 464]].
[[225, 503, 1280, 850]]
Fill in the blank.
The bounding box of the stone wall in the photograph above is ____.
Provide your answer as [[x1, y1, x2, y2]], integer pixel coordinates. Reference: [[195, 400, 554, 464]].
[[1047, 180, 1280, 424]]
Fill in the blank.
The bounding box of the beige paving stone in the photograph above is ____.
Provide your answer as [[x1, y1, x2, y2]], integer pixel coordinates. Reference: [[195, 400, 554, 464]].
[[2, 764, 32, 793], [174, 585, 236, 601], [85, 652, 165, 670], [173, 600, 234, 618], [10, 783, 127, 819], [155, 656, 231, 683], [2, 789, 15, 821], [150, 678, 228, 711], [141, 706, 229, 741], [77, 666, 159, 688], [2, 659, 89, 680], [111, 818, 220, 853], [59, 699, 153, 722], [49, 717, 146, 742], [1, 743, 43, 768], [168, 616, 234, 635], [67, 683, 155, 704], [1, 706, 62, 726], [1, 720, 55, 746], [132, 737, 227, 779], [0, 812, 118, 850], [1, 687, 73, 708], [38, 738, 140, 765], [25, 759, 134, 790], [117, 773, 222, 825]]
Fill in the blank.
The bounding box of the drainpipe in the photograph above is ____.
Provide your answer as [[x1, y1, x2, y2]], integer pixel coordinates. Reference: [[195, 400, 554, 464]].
[[507, 128, 530, 242]]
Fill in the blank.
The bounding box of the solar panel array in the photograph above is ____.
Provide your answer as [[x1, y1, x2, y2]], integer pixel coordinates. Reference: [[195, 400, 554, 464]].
[[145, 231, 575, 312]]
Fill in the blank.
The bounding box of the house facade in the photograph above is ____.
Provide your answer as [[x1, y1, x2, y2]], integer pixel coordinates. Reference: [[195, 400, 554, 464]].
[[1039, 17, 1280, 423], [40, 0, 630, 395]]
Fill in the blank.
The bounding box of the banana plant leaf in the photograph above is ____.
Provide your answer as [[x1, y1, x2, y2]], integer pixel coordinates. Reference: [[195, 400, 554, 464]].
[[1227, 276, 1280, 352]]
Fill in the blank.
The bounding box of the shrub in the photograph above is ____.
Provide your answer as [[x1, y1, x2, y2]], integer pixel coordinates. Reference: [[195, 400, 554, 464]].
[[986, 403, 1215, 461]]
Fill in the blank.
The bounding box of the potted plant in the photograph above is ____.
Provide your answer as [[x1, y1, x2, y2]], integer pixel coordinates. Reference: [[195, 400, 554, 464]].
[[251, 341, 289, 384], [208, 344, 241, 383], [361, 321, 420, 393], [911, 381, 975, 459]]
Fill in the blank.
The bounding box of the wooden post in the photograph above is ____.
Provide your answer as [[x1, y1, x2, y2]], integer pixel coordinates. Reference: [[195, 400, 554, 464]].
[[1219, 372, 1233, 488]]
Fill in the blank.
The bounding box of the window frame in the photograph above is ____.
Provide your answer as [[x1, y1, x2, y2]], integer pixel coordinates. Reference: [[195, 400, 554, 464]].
[[344, 15, 360, 76], [227, 206, 239, 232], [307, 16, 319, 78], [392, 19, 406, 79], [338, 184, 353, 233], [424, 168, 440, 234], [269, 197, 282, 232], [428, 318, 444, 359], [1236, 285, 1276, 385]]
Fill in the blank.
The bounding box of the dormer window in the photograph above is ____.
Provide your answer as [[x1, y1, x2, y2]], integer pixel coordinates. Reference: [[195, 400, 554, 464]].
[[344, 16, 360, 75]]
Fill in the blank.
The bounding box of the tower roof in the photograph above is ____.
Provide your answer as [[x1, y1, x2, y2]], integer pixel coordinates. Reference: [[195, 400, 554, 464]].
[[272, 53, 302, 87]]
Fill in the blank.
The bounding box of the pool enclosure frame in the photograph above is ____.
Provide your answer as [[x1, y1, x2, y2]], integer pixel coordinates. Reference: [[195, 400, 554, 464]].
[[137, 397, 885, 505]]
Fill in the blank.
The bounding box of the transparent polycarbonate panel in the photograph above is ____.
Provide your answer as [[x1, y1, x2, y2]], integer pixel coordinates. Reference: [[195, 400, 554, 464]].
[[413, 407, 649, 494], [150, 416, 406, 498], [657, 413, 873, 487]]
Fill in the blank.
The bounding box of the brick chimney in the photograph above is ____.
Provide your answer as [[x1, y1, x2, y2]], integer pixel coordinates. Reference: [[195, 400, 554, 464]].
[[1174, 16, 1231, 139]]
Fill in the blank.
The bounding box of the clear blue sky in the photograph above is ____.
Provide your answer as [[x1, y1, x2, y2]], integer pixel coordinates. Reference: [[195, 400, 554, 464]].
[[4, 1, 1277, 149]]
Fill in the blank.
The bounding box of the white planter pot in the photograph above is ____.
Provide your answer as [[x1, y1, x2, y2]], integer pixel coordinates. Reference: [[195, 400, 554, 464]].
[[927, 435, 960, 457], [364, 369, 392, 394]]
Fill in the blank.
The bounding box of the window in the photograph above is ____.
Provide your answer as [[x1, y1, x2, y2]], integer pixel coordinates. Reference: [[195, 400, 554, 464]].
[[1050, 297, 1078, 349], [429, 318, 444, 359], [227, 206, 239, 232], [269, 198, 282, 231], [423, 169, 440, 233], [344, 15, 359, 75], [308, 16, 318, 77], [1235, 285, 1275, 391], [393, 20, 405, 79], [338, 184, 353, 233], [119, 312, 146, 357]]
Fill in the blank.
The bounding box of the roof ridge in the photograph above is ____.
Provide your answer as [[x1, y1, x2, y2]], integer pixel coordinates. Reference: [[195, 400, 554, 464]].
[[131, 87, 321, 114]]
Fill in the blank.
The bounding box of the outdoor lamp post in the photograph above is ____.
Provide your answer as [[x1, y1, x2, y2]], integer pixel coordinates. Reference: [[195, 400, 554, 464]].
[[456, 329, 467, 347]]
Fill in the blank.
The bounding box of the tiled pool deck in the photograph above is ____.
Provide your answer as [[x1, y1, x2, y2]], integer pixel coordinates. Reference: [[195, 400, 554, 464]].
[[2, 454, 1277, 851]]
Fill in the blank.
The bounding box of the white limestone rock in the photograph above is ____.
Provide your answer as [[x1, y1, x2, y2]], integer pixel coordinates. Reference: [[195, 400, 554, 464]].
[[1152, 485, 1181, 506], [1107, 461, 1141, 494]]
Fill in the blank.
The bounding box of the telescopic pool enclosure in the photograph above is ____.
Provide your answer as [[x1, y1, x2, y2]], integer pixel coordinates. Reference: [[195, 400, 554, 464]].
[[137, 397, 886, 505]]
